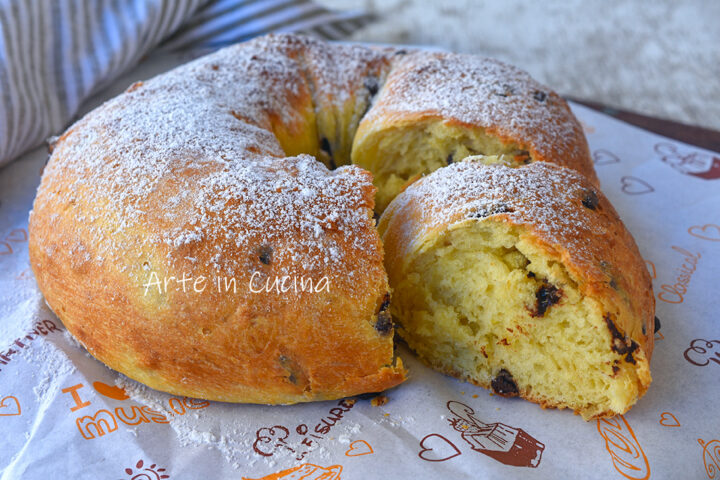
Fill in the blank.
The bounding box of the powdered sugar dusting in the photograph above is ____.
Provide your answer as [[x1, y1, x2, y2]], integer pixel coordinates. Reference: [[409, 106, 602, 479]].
[[386, 160, 609, 274], [365, 51, 588, 165], [34, 34, 383, 284], [32, 34, 592, 289]]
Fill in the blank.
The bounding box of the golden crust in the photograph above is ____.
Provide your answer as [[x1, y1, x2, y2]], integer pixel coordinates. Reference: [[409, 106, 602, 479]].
[[29, 35, 406, 404], [379, 161, 654, 417], [29, 34, 610, 408], [356, 51, 598, 184]]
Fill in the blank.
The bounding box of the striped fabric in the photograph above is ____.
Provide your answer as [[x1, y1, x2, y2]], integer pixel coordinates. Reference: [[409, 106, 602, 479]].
[[162, 0, 373, 51], [0, 0, 372, 167]]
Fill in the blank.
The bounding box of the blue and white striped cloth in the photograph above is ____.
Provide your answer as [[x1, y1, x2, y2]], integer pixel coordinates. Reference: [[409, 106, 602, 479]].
[[0, 0, 372, 167]]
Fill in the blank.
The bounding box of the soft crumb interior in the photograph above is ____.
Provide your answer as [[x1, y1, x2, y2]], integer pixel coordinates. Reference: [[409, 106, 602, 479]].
[[391, 220, 641, 419], [352, 121, 529, 211]]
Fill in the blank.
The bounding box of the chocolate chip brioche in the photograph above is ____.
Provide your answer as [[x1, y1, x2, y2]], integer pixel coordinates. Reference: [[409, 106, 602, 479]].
[[29, 33, 604, 407], [378, 159, 654, 419]]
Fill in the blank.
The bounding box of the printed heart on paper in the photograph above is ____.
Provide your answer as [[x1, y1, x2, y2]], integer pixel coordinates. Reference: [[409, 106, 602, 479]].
[[0, 396, 21, 416], [621, 176, 654, 195], [345, 439, 374, 457], [418, 434, 461, 462], [593, 149, 621, 166], [93, 381, 129, 400], [659, 412, 680, 427], [688, 224, 720, 242], [5, 228, 27, 242], [0, 242, 12, 255]]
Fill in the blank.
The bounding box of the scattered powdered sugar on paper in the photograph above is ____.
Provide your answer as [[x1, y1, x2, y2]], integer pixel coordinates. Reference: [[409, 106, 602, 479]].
[[116, 375, 267, 470], [115, 373, 379, 471], [18, 330, 77, 403], [2, 290, 76, 404]]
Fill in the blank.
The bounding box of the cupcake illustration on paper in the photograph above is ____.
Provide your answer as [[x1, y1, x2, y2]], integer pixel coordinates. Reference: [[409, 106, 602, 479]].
[[655, 142, 720, 180], [446, 401, 545, 468]]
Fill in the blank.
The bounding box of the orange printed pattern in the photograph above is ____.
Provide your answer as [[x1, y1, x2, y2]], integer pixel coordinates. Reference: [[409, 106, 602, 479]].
[[62, 384, 92, 411], [658, 412, 680, 427], [0, 228, 28, 256], [658, 246, 700, 304], [0, 395, 21, 416], [689, 224, 720, 242], [76, 409, 117, 439], [243, 463, 343, 480], [597, 415, 650, 480], [93, 381, 129, 400], [60, 381, 209, 440], [344, 440, 373, 457], [699, 438, 720, 479]]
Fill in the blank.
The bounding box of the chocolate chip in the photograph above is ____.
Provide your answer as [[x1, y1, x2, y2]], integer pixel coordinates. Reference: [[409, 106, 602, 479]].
[[605, 314, 639, 360], [533, 90, 547, 102], [258, 244, 272, 265], [279, 355, 302, 385], [514, 150, 531, 164], [605, 314, 623, 341], [320, 137, 336, 169], [374, 311, 393, 336], [625, 350, 637, 364], [582, 189, 599, 210], [446, 153, 454, 165], [320, 137, 331, 155], [612, 365, 620, 375], [642, 323, 646, 335], [609, 278, 618, 290], [532, 283, 562, 317], [527, 271, 536, 279], [491, 369, 519, 397], [654, 316, 661, 333], [394, 49, 407, 56], [364, 76, 379, 96]]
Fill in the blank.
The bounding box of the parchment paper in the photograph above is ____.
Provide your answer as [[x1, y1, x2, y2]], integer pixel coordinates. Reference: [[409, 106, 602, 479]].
[[1, 50, 718, 480]]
